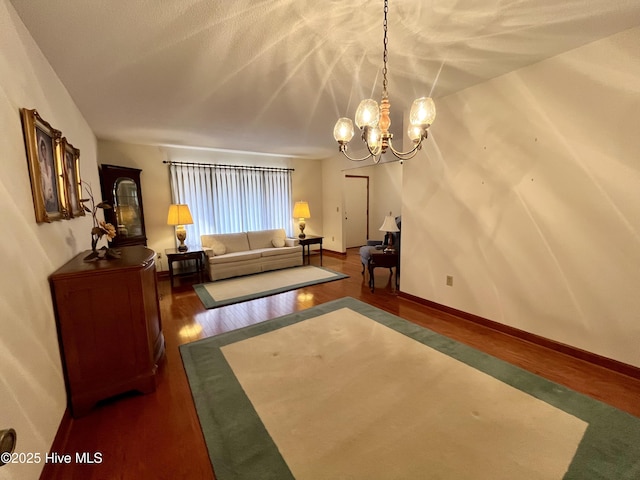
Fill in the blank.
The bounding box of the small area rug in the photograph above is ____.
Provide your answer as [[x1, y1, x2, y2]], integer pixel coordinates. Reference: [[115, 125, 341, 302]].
[[193, 266, 348, 309], [180, 297, 640, 479]]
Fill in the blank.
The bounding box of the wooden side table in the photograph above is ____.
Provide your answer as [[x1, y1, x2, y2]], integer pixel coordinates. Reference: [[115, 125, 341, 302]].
[[298, 235, 323, 265], [165, 248, 206, 287], [368, 251, 399, 292]]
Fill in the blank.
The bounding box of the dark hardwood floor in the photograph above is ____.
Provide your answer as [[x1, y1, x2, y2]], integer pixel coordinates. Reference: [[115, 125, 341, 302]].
[[41, 248, 640, 479]]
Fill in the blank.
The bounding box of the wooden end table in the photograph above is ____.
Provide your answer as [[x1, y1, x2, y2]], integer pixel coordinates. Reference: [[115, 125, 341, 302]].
[[298, 235, 323, 265], [165, 248, 206, 287], [368, 250, 399, 292]]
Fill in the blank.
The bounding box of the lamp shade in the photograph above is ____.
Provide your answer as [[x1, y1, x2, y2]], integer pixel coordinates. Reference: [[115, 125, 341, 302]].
[[379, 215, 399, 232], [167, 204, 193, 225], [293, 201, 311, 219]]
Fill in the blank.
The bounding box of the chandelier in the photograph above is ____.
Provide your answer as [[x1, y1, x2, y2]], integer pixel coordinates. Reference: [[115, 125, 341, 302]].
[[333, 0, 436, 163]]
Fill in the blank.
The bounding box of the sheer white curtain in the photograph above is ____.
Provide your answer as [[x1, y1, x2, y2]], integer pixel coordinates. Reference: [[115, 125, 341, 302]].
[[169, 163, 293, 249]]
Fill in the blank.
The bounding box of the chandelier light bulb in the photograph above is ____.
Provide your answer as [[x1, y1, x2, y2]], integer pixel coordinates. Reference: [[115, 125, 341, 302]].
[[333, 117, 355, 143], [367, 126, 383, 151], [355, 99, 380, 129], [407, 124, 423, 143], [410, 97, 436, 126]]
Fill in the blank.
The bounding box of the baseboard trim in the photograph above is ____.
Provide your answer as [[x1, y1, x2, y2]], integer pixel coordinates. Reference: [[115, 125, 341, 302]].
[[323, 249, 347, 257], [40, 408, 73, 478], [399, 291, 640, 381]]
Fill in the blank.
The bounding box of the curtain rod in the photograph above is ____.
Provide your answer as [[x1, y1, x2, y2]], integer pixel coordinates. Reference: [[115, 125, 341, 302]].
[[163, 160, 294, 172]]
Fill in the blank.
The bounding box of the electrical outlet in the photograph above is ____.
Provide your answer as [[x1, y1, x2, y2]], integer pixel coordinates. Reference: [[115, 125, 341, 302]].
[[446, 275, 453, 286], [157, 252, 162, 259]]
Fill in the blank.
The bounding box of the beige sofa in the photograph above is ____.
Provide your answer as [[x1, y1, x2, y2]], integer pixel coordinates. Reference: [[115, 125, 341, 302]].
[[201, 228, 302, 281]]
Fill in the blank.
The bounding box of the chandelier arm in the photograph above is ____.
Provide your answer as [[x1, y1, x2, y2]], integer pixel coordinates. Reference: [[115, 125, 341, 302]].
[[366, 140, 382, 163], [339, 145, 374, 162], [386, 138, 422, 160], [365, 141, 383, 158]]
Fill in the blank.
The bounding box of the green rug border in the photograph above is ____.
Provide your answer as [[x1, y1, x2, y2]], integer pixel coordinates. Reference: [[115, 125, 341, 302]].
[[193, 266, 349, 309], [180, 297, 640, 480]]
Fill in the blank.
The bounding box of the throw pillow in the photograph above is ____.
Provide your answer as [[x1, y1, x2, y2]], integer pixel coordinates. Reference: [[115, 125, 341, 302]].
[[271, 237, 285, 248], [211, 240, 226, 255]]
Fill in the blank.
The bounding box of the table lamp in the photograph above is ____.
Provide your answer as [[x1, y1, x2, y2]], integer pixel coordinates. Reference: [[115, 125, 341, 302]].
[[167, 204, 194, 251], [379, 213, 399, 253], [293, 201, 311, 238]]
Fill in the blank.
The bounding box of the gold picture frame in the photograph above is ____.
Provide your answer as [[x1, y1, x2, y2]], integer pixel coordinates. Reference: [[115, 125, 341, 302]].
[[61, 137, 84, 218], [21, 108, 67, 223]]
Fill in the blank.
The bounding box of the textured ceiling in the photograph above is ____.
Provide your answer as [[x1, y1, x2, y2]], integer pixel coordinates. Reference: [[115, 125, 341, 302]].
[[9, 0, 640, 158]]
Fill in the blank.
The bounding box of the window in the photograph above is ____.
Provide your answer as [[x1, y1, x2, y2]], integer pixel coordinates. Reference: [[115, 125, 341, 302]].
[[169, 162, 293, 249]]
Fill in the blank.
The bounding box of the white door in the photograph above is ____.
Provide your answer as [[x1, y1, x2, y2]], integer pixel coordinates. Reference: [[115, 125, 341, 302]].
[[345, 176, 369, 248]]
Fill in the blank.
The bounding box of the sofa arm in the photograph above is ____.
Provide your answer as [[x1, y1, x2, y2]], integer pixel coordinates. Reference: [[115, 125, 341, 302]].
[[203, 247, 215, 258], [285, 238, 299, 247], [366, 240, 383, 246]]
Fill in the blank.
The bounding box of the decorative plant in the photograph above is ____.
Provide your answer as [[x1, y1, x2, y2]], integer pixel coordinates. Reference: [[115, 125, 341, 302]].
[[80, 181, 120, 259]]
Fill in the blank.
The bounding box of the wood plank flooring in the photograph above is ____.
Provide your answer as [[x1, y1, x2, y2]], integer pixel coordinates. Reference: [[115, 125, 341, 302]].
[[41, 249, 640, 479]]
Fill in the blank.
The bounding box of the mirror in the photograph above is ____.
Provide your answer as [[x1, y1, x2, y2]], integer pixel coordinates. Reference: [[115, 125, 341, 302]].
[[113, 177, 143, 238], [99, 164, 147, 247]]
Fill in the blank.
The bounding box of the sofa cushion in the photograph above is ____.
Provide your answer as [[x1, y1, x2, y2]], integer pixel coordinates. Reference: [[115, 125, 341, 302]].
[[247, 228, 286, 250], [201, 232, 250, 253], [257, 246, 301, 257], [210, 239, 226, 255], [208, 250, 261, 265], [284, 238, 298, 247]]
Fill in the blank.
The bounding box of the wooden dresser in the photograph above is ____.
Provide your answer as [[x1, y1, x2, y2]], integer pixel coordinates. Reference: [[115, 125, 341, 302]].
[[49, 246, 165, 417]]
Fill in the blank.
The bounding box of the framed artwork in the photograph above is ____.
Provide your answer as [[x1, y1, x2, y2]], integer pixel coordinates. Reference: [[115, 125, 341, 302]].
[[61, 138, 84, 218], [20, 108, 66, 222]]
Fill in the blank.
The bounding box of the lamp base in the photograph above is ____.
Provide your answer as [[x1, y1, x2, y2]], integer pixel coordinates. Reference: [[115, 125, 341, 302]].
[[176, 227, 188, 252], [383, 232, 395, 253], [298, 220, 306, 239]]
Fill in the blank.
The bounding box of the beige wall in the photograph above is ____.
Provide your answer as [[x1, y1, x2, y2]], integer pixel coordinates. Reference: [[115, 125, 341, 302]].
[[291, 157, 323, 238], [0, 1, 100, 478], [321, 154, 355, 252], [401, 26, 640, 368], [97, 141, 324, 269]]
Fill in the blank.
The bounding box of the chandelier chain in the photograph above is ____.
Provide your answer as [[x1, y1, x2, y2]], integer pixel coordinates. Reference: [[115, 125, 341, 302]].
[[382, 0, 389, 97]]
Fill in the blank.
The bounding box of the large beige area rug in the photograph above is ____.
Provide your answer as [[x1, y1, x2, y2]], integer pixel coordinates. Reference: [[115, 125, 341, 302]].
[[194, 266, 348, 308], [180, 297, 640, 479]]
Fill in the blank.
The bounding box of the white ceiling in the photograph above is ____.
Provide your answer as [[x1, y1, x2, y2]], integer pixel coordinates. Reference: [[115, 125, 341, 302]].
[[9, 0, 640, 158]]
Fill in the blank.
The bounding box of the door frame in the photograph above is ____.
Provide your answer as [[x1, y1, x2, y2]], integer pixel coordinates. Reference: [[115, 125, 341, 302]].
[[344, 175, 370, 245]]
